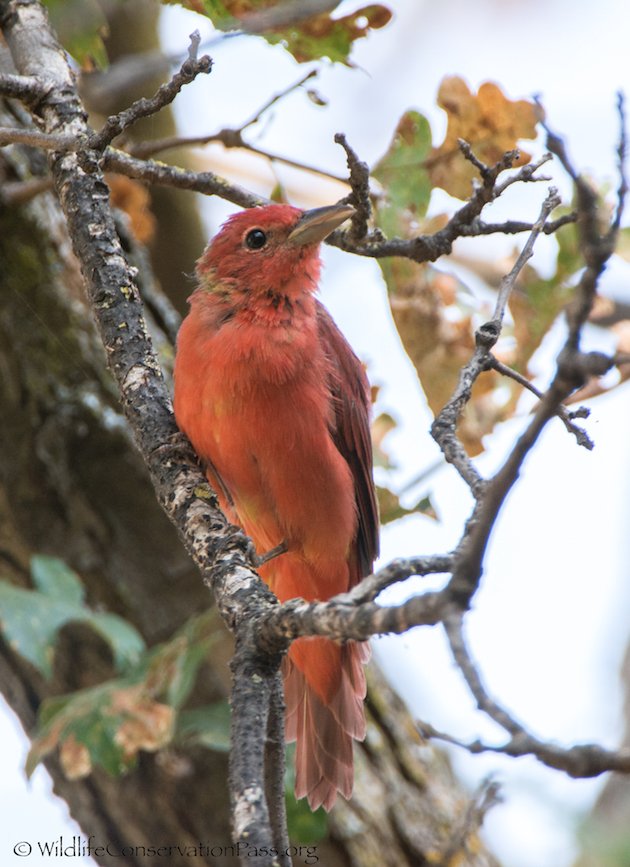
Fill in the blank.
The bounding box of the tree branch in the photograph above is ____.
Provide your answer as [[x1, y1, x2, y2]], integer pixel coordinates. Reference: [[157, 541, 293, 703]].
[[334, 132, 372, 239], [264, 675, 291, 867], [488, 355, 594, 449], [418, 719, 630, 777], [103, 149, 264, 209], [0, 125, 77, 150], [418, 614, 630, 777], [229, 636, 279, 863], [456, 212, 577, 237], [329, 148, 557, 262], [0, 70, 49, 104], [87, 31, 212, 152]]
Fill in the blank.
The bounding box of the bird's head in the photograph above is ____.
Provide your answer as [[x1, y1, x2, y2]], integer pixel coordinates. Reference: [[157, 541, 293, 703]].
[[196, 203, 355, 297]]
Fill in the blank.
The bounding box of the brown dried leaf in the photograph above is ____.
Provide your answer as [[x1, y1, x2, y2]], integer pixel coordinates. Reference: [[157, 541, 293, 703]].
[[428, 76, 539, 200], [60, 734, 92, 781], [106, 174, 156, 245], [382, 258, 507, 454], [372, 412, 397, 468], [111, 687, 175, 758], [377, 486, 438, 525]]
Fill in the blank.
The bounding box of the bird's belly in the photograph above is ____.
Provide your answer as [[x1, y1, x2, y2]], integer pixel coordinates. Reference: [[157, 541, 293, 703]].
[[203, 373, 357, 578]]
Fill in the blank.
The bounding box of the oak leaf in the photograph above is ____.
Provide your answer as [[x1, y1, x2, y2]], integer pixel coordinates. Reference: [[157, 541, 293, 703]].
[[60, 734, 92, 781], [171, 1, 392, 65], [428, 76, 539, 200]]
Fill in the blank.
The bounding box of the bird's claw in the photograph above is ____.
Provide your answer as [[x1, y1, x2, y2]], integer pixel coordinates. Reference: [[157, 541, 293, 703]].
[[252, 540, 288, 567]]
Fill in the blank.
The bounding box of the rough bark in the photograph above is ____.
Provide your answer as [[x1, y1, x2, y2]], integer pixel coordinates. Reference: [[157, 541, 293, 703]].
[[83, 0, 207, 313]]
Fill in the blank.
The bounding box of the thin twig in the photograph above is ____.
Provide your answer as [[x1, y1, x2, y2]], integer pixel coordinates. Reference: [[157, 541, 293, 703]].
[[543, 101, 626, 356], [429, 342, 489, 497], [334, 132, 371, 239], [609, 91, 628, 240], [103, 149, 264, 209], [430, 185, 563, 499], [418, 718, 630, 776], [0, 125, 77, 150], [130, 131, 348, 184], [242, 69, 319, 128], [491, 187, 560, 325], [344, 554, 454, 605], [495, 152, 554, 195], [488, 356, 594, 449], [0, 71, 50, 104], [88, 31, 212, 152], [0, 175, 53, 205], [456, 212, 577, 237], [444, 614, 523, 736], [424, 613, 630, 777], [130, 69, 318, 155], [331, 146, 553, 263]]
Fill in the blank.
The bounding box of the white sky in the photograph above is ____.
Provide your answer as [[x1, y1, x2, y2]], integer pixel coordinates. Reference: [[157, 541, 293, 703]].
[[3, 2, 630, 865]]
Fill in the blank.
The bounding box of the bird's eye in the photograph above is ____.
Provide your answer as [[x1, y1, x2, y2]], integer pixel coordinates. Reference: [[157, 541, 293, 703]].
[[245, 228, 267, 250]]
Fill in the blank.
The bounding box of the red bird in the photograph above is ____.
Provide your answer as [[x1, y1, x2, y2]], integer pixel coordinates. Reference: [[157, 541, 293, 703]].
[[173, 203, 379, 811]]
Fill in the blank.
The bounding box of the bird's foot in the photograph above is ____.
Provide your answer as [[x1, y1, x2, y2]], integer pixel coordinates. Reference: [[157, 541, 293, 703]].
[[252, 540, 288, 567]]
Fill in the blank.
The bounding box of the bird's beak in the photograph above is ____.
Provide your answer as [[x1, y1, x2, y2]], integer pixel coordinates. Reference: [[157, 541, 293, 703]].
[[288, 203, 355, 246]]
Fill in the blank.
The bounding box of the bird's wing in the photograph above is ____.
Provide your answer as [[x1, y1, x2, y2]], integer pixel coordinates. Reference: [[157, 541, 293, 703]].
[[316, 300, 379, 582]]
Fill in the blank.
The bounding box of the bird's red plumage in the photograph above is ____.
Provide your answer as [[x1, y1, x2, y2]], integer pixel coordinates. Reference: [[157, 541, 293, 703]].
[[173, 204, 379, 810]]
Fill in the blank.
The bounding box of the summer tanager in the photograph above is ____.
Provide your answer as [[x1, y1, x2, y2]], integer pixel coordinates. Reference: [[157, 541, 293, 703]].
[[173, 203, 379, 811]]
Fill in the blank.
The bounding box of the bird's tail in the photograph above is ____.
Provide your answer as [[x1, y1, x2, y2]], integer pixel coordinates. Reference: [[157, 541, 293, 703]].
[[283, 637, 369, 811]]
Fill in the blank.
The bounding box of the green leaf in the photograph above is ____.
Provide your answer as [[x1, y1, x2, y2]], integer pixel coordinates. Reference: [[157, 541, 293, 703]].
[[176, 702, 231, 752], [30, 555, 84, 605], [373, 110, 433, 235], [166, 1, 392, 66], [42, 0, 110, 69], [0, 556, 145, 679], [143, 611, 219, 709], [0, 583, 74, 679], [270, 5, 393, 65], [25, 610, 222, 779], [165, 637, 212, 709], [66, 700, 130, 777], [377, 486, 438, 525], [27, 681, 124, 778], [85, 612, 145, 672]]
